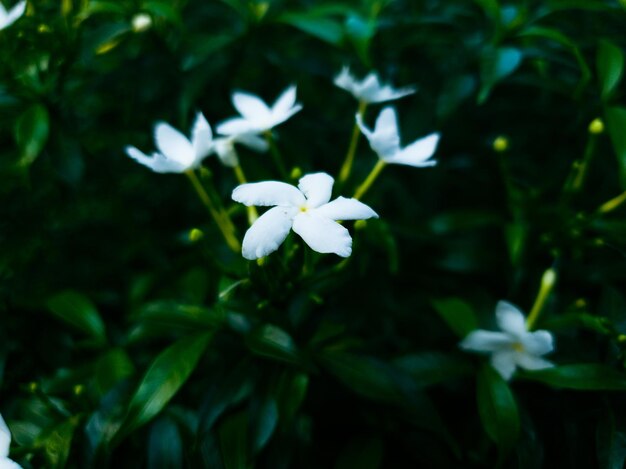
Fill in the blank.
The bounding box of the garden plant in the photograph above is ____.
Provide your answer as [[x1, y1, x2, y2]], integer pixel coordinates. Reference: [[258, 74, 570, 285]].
[[3, 0, 626, 467]]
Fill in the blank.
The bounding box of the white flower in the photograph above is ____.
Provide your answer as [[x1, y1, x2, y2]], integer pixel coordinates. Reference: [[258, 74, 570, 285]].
[[216, 85, 302, 136], [232, 173, 378, 259], [459, 301, 555, 381], [357, 107, 440, 167], [0, 414, 22, 469], [0, 0, 25, 30], [212, 133, 269, 168], [125, 113, 212, 173], [334, 67, 416, 104]]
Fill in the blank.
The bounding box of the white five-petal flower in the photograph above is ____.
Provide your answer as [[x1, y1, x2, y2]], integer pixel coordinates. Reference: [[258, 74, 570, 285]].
[[0, 414, 22, 469], [459, 301, 555, 381], [125, 113, 212, 173], [334, 67, 416, 104], [232, 173, 378, 259], [0, 1, 25, 31], [357, 107, 440, 167], [217, 85, 302, 136]]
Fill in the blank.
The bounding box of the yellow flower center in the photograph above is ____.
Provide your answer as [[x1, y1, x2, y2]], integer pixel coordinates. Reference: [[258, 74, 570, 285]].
[[512, 342, 524, 352]]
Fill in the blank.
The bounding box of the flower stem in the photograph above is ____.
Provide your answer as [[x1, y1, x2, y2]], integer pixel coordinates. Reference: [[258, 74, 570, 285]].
[[185, 170, 240, 252], [526, 268, 557, 330], [597, 190, 626, 215], [353, 159, 386, 200], [339, 101, 368, 184], [233, 164, 258, 224], [265, 131, 289, 180]]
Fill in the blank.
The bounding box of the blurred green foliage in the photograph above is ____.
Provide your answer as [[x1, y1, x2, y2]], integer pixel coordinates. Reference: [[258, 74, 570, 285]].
[[2, 0, 626, 467]]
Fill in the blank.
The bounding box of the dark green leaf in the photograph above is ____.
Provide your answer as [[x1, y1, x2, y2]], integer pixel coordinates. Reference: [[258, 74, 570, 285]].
[[476, 365, 520, 454], [478, 47, 523, 104], [15, 104, 50, 167], [431, 298, 479, 338], [46, 291, 107, 346], [604, 106, 626, 188], [521, 364, 626, 390], [148, 417, 183, 469], [278, 13, 344, 45], [335, 436, 384, 469], [218, 411, 250, 469], [245, 324, 300, 364], [393, 352, 473, 387], [597, 40, 624, 100], [123, 333, 212, 433]]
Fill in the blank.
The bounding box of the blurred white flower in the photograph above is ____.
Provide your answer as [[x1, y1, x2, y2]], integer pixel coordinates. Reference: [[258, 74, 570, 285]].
[[125, 113, 212, 173], [131, 13, 152, 33], [212, 133, 269, 168], [357, 107, 439, 167], [0, 414, 22, 469], [217, 85, 302, 136], [0, 0, 25, 30], [334, 67, 416, 104], [460, 301, 555, 380], [232, 173, 378, 259]]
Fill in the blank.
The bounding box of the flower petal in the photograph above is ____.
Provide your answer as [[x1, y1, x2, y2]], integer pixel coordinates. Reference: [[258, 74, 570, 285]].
[[125, 146, 186, 173], [491, 350, 517, 380], [368, 84, 416, 103], [232, 181, 305, 207], [235, 133, 269, 153], [514, 352, 554, 371], [357, 72, 381, 101], [216, 117, 256, 136], [358, 107, 401, 158], [2, 0, 25, 29], [315, 196, 378, 220], [241, 206, 297, 260], [154, 122, 195, 167], [191, 112, 213, 160], [0, 414, 11, 458], [385, 133, 439, 167], [272, 85, 297, 116], [521, 330, 554, 356], [232, 91, 272, 122], [298, 173, 334, 208], [213, 138, 239, 168], [459, 330, 512, 352], [292, 213, 353, 257], [495, 301, 527, 336], [334, 66, 356, 94]]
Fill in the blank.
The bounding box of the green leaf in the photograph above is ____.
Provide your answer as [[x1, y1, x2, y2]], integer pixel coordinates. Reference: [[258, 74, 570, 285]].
[[597, 405, 626, 469], [393, 352, 473, 387], [431, 298, 478, 338], [320, 352, 403, 402], [278, 13, 344, 45], [597, 40, 624, 100], [345, 14, 376, 66], [46, 291, 107, 346], [476, 365, 520, 454], [15, 104, 50, 168], [40, 418, 78, 468], [521, 364, 626, 390], [94, 349, 135, 397], [250, 397, 278, 453], [604, 106, 626, 188], [245, 324, 300, 364], [148, 417, 183, 469], [123, 333, 212, 434], [218, 411, 250, 469], [478, 47, 523, 104]]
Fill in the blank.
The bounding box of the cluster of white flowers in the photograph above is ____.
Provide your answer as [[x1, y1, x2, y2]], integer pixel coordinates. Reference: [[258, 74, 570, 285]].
[[0, 414, 21, 469], [0, 0, 25, 31], [123, 67, 559, 378]]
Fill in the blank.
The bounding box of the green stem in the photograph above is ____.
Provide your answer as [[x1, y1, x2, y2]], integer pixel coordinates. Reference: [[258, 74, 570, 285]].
[[353, 160, 386, 200], [233, 164, 258, 224], [339, 101, 368, 183], [185, 170, 241, 252], [597, 190, 626, 215], [526, 268, 557, 330], [568, 134, 597, 193], [265, 131, 289, 180]]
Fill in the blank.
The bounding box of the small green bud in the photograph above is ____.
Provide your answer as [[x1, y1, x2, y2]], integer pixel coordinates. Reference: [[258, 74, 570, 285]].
[[290, 167, 303, 179], [189, 228, 204, 242], [619, 334, 626, 343], [575, 298, 586, 308], [28, 382, 38, 392], [73, 384, 84, 396], [256, 257, 266, 266], [493, 136, 509, 152], [541, 268, 557, 290], [588, 118, 604, 135], [354, 219, 367, 230]]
